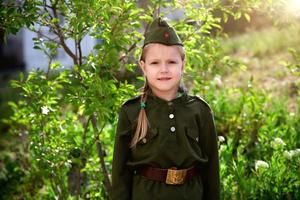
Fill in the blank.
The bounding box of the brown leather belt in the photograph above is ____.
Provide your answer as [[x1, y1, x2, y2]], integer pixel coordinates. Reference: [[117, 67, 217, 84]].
[[137, 165, 199, 185]]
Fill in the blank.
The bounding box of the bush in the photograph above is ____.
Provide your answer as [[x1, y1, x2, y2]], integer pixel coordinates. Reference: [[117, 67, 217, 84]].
[[205, 80, 300, 199]]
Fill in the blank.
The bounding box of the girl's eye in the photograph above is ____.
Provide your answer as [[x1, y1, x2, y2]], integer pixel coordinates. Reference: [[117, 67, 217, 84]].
[[169, 61, 177, 64], [150, 61, 159, 65]]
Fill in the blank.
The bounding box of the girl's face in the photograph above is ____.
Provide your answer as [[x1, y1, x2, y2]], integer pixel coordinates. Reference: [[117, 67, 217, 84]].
[[140, 43, 184, 99]]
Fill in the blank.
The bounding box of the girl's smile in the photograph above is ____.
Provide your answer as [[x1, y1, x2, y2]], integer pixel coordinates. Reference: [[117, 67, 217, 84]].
[[157, 76, 172, 81]]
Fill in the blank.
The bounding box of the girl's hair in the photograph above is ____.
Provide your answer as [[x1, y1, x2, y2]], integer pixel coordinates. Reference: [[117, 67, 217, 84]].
[[140, 43, 185, 62], [130, 43, 185, 148]]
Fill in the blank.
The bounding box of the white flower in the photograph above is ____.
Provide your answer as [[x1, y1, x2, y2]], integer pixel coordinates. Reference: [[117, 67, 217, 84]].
[[218, 136, 225, 143], [283, 150, 292, 159], [219, 144, 226, 153], [213, 75, 222, 87], [65, 161, 72, 168], [204, 86, 210, 90], [41, 106, 50, 115], [289, 112, 295, 117], [294, 149, 300, 156], [271, 137, 286, 148], [255, 160, 269, 171], [285, 149, 300, 159], [274, 138, 286, 145]]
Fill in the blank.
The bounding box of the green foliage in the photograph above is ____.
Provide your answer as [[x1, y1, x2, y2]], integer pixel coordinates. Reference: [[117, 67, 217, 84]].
[[1, 0, 299, 199], [222, 24, 300, 57], [285, 48, 300, 76], [204, 79, 300, 199], [0, 1, 38, 37]]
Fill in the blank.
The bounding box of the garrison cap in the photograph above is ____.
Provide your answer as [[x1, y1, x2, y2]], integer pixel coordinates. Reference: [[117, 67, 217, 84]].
[[143, 17, 183, 48]]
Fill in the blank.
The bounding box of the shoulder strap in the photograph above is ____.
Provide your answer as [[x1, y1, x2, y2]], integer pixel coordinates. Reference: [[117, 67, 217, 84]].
[[191, 95, 212, 111], [122, 95, 141, 107]]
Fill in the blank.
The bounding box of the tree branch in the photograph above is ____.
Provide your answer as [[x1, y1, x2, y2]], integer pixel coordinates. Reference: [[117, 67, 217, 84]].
[[34, 29, 60, 44], [49, 0, 78, 65], [78, 37, 83, 66], [91, 114, 112, 200], [82, 115, 91, 150], [118, 42, 137, 62]]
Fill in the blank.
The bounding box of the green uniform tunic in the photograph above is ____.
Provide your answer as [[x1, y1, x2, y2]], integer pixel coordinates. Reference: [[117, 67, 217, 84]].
[[112, 92, 220, 200]]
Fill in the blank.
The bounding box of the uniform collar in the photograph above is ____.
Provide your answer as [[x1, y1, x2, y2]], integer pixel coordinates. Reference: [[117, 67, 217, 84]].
[[147, 88, 188, 106]]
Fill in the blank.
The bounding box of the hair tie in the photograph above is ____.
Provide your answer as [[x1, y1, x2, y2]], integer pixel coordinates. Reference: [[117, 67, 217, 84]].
[[140, 101, 146, 109]]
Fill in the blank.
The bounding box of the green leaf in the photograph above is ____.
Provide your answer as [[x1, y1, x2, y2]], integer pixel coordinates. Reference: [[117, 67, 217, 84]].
[[244, 13, 251, 22]]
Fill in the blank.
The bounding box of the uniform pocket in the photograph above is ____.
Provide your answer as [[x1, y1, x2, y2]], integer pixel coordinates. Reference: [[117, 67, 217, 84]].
[[185, 127, 200, 143], [131, 127, 160, 160], [184, 127, 203, 157], [137, 127, 159, 145]]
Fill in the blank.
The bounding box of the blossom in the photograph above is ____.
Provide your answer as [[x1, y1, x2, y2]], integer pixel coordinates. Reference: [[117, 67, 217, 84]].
[[255, 160, 269, 171], [213, 75, 222, 87], [294, 149, 300, 156], [284, 149, 300, 159], [289, 112, 295, 117], [271, 137, 286, 148], [218, 136, 225, 143], [41, 106, 50, 115], [283, 150, 293, 159]]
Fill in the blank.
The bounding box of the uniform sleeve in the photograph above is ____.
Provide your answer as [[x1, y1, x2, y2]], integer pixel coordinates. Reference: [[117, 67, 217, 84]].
[[201, 106, 220, 200], [111, 106, 133, 200]]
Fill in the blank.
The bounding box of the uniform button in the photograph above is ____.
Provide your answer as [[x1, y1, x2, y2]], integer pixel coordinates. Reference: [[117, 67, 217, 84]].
[[168, 102, 173, 106], [170, 127, 176, 132], [169, 114, 174, 119], [142, 138, 147, 143], [195, 137, 199, 142]]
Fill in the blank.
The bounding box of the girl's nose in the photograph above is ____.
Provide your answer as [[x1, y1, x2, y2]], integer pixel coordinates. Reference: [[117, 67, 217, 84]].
[[160, 63, 169, 73]]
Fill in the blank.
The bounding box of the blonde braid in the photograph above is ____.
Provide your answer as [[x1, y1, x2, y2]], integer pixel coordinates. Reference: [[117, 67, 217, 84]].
[[130, 82, 150, 148]]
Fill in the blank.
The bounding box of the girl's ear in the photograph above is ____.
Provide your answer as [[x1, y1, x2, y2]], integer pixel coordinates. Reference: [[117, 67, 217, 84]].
[[139, 60, 146, 76]]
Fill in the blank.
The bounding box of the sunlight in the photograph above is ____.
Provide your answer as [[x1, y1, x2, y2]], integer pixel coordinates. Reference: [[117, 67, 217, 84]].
[[286, 0, 300, 17]]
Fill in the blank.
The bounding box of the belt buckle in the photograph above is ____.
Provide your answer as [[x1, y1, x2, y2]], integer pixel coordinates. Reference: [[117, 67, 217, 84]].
[[166, 168, 187, 185]]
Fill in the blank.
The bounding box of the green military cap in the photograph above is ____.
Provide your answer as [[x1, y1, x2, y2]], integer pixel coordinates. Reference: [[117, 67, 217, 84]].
[[143, 17, 183, 48]]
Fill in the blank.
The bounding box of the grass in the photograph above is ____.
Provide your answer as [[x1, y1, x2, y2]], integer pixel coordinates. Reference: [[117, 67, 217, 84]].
[[219, 23, 300, 113], [222, 23, 300, 57]]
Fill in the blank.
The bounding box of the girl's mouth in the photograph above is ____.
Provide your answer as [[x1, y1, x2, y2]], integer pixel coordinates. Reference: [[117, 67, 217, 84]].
[[158, 77, 172, 81]]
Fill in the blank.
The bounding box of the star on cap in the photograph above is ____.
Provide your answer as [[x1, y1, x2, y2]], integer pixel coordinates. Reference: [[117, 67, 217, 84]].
[[163, 31, 170, 40]]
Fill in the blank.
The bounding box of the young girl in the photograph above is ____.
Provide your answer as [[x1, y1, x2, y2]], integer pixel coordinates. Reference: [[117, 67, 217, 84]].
[[112, 17, 220, 200]]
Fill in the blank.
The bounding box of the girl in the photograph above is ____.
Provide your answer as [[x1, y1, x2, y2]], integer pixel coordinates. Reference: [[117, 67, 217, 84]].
[[112, 17, 220, 200]]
